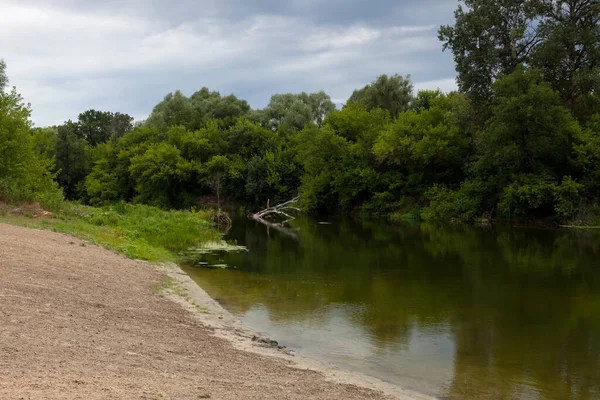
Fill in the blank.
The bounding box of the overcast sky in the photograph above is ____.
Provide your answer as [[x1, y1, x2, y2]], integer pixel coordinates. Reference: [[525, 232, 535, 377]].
[[1, 0, 459, 126]]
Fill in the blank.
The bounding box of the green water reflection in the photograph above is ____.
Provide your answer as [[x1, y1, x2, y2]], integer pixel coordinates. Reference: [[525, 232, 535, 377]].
[[181, 218, 600, 399]]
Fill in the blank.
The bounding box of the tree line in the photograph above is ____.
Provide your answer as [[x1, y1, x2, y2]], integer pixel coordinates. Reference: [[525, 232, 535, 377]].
[[1, 0, 599, 224]]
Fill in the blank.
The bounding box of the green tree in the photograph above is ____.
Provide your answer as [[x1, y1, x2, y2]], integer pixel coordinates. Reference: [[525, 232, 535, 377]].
[[573, 115, 600, 195], [54, 121, 90, 199], [75, 110, 134, 146], [31, 127, 57, 161], [255, 91, 336, 131], [439, 0, 546, 104], [374, 92, 470, 190], [410, 89, 444, 112], [204, 155, 230, 208], [83, 142, 132, 205], [475, 67, 578, 181], [0, 77, 61, 206], [77, 109, 114, 146], [531, 0, 600, 110], [227, 118, 278, 158], [294, 125, 359, 211], [0, 59, 7, 92], [110, 112, 134, 140], [146, 91, 195, 131], [190, 88, 251, 127], [325, 102, 389, 144], [129, 142, 195, 208], [348, 74, 413, 117]]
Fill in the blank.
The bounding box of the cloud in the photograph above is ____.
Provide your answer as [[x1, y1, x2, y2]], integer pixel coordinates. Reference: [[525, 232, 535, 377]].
[[1, 0, 457, 126], [414, 78, 458, 93]]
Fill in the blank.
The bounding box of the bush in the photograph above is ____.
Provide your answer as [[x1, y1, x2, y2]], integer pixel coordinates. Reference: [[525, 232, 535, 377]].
[[360, 192, 396, 217], [498, 174, 557, 219], [422, 180, 484, 222], [554, 176, 584, 220]]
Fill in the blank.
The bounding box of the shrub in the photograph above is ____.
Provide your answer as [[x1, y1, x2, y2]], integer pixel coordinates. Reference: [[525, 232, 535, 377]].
[[554, 176, 584, 220], [498, 174, 557, 219], [422, 180, 484, 222]]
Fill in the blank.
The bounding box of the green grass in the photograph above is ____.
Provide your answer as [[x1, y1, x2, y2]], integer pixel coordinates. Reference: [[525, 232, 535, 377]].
[[0, 202, 221, 263]]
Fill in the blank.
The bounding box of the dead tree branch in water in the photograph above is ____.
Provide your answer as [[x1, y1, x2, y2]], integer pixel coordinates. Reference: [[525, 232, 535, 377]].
[[251, 197, 301, 239]]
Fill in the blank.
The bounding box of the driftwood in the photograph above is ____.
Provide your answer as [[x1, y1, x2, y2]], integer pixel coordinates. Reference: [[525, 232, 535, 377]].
[[251, 197, 301, 239]]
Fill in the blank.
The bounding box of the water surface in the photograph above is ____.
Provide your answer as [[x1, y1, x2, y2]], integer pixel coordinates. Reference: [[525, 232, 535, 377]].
[[181, 217, 600, 399]]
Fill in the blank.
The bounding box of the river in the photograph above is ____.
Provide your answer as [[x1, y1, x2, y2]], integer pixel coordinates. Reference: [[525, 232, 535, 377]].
[[181, 217, 600, 399]]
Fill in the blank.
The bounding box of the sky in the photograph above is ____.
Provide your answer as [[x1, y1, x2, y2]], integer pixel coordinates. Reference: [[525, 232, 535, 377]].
[[1, 0, 459, 127]]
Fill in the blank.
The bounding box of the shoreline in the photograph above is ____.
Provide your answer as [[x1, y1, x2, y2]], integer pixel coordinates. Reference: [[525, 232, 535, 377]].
[[160, 262, 436, 400], [0, 220, 434, 399]]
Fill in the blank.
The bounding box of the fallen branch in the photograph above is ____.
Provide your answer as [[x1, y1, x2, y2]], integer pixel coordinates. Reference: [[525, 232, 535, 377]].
[[251, 197, 301, 239], [252, 196, 300, 223]]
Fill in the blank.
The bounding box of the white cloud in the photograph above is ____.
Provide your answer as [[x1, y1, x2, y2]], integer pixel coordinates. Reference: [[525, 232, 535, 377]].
[[414, 78, 458, 93]]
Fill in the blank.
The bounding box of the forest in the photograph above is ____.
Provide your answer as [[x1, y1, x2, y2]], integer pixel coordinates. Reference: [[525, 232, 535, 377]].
[[1, 0, 599, 225]]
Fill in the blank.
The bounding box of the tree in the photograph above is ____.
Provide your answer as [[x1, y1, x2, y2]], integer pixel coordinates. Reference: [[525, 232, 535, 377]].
[[325, 102, 390, 166], [190, 88, 251, 126], [0, 75, 61, 206], [474, 67, 578, 181], [305, 91, 337, 128], [31, 127, 57, 161], [54, 121, 90, 199], [83, 139, 139, 205], [255, 91, 336, 131], [146, 88, 252, 132], [439, 0, 546, 104], [227, 119, 278, 158], [410, 89, 444, 112], [0, 59, 7, 92], [110, 112, 134, 140], [75, 110, 134, 146], [531, 0, 600, 110], [77, 110, 114, 146], [573, 115, 600, 195], [204, 155, 230, 209], [145, 91, 195, 131], [374, 92, 470, 190], [348, 74, 413, 117], [129, 142, 195, 208], [293, 125, 358, 211]]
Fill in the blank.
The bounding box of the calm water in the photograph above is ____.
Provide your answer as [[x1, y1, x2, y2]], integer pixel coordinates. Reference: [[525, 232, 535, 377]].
[[181, 217, 600, 399]]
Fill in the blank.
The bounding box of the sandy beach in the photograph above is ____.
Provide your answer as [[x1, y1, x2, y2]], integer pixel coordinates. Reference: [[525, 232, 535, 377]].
[[0, 223, 433, 399]]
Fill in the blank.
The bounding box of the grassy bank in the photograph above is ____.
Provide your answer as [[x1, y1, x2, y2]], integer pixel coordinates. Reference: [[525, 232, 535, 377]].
[[0, 202, 221, 263]]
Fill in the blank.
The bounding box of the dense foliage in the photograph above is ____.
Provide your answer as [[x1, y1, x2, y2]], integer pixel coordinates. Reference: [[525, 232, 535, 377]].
[[0, 62, 62, 207], [1, 0, 598, 224]]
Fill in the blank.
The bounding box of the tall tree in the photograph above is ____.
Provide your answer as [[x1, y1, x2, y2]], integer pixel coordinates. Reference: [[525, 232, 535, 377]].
[[348, 74, 413, 117], [146, 91, 195, 131], [439, 0, 546, 104], [129, 142, 194, 208], [77, 110, 113, 146], [54, 121, 89, 199], [255, 91, 336, 131], [532, 0, 600, 110], [77, 110, 133, 146], [0, 64, 60, 205], [0, 59, 7, 92], [475, 67, 577, 180], [110, 112, 134, 140], [190, 88, 251, 125], [204, 155, 230, 209]]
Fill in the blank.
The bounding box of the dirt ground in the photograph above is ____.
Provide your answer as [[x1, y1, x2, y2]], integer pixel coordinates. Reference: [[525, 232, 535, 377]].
[[0, 223, 398, 400]]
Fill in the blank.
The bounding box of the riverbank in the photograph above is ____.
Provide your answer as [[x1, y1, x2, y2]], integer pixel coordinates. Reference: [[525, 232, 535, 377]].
[[0, 223, 433, 399]]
